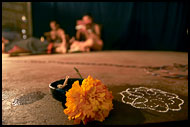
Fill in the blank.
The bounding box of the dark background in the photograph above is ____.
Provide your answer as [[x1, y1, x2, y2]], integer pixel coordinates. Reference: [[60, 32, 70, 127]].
[[32, 2, 189, 51]]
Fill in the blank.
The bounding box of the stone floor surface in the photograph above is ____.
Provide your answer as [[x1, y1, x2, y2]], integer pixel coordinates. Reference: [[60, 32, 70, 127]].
[[2, 51, 188, 125]]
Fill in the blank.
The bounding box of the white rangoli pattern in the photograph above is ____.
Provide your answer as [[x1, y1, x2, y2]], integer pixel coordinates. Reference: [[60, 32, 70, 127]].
[[120, 87, 184, 113]]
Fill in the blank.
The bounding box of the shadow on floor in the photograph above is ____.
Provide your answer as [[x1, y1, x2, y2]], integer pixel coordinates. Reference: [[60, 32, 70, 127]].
[[87, 100, 146, 125]]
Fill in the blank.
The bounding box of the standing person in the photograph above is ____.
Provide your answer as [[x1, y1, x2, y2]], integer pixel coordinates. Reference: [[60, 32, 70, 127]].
[[70, 13, 103, 52]]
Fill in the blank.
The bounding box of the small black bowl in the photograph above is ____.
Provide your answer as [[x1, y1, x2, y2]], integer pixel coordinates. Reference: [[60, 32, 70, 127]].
[[49, 78, 83, 107]]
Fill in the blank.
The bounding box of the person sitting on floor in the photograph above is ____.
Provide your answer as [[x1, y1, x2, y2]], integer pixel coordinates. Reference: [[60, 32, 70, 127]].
[[44, 20, 68, 54], [2, 21, 68, 55], [69, 13, 103, 52]]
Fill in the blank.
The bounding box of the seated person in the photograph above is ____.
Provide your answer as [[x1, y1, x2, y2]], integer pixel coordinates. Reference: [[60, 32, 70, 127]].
[[2, 21, 68, 55], [44, 20, 68, 54], [70, 13, 103, 52]]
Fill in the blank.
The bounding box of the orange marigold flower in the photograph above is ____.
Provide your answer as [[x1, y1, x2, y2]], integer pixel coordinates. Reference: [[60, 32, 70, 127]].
[[63, 75, 114, 125]]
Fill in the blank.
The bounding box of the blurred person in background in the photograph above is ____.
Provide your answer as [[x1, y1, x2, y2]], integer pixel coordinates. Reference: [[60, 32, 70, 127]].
[[2, 35, 50, 54], [44, 20, 68, 54], [69, 13, 103, 52], [2, 21, 68, 54]]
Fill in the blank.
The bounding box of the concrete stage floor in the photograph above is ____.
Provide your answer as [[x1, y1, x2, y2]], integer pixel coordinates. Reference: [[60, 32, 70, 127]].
[[2, 51, 188, 125]]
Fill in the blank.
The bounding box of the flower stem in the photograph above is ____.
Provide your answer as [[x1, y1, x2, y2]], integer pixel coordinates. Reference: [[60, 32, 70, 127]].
[[74, 67, 83, 79]]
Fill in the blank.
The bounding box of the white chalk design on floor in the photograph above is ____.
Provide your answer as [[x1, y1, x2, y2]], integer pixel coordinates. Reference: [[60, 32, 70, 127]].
[[119, 87, 184, 113]]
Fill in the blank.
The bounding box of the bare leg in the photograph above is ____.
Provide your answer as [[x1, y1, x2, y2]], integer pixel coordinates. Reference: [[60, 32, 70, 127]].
[[80, 35, 103, 51], [69, 31, 104, 52], [55, 43, 67, 53], [69, 41, 88, 52], [70, 41, 81, 49]]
